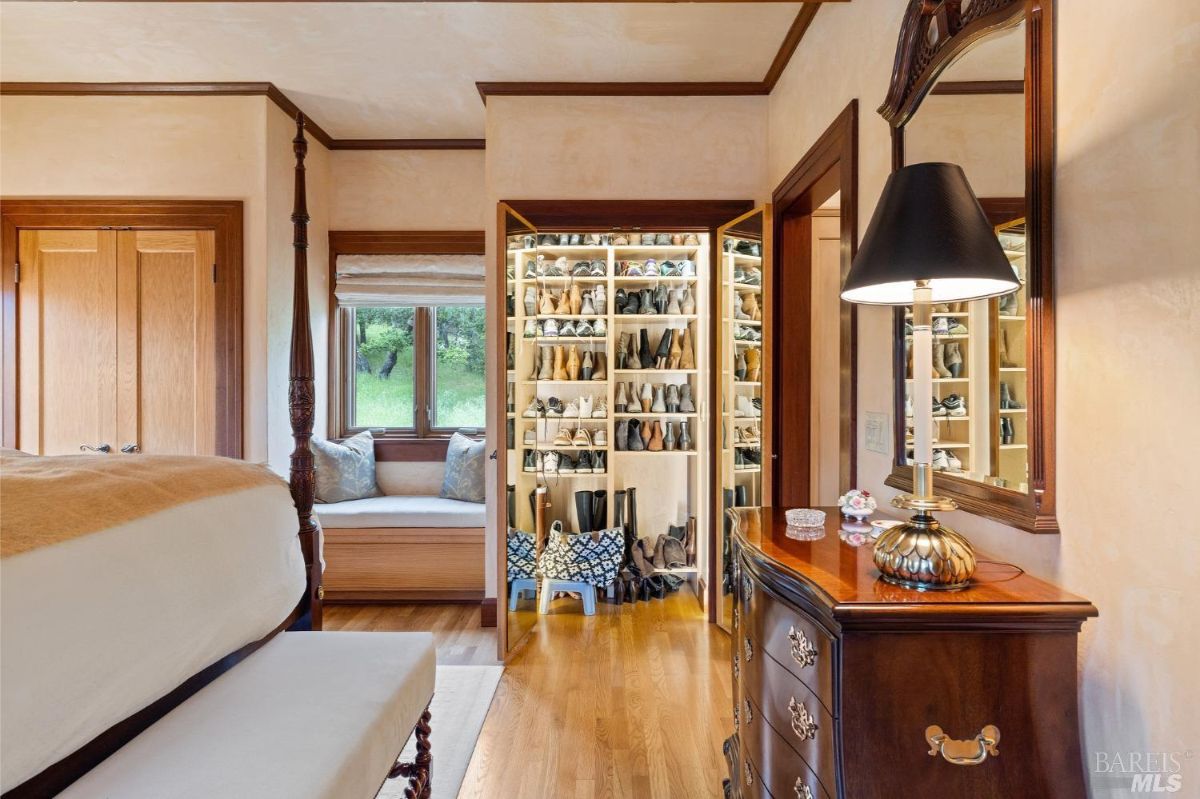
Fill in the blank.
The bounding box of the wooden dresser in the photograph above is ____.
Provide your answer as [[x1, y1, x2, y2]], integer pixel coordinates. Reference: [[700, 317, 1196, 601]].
[[724, 507, 1097, 799]]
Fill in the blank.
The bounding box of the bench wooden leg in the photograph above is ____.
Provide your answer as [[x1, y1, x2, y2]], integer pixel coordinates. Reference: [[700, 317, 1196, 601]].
[[388, 706, 432, 799]]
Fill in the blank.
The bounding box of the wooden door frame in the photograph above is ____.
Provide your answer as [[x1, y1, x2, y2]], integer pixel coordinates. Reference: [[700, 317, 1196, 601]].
[[769, 100, 859, 505], [1, 199, 244, 456]]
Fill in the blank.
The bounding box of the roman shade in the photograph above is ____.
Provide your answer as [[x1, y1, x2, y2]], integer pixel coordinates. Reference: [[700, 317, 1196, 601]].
[[334, 254, 486, 306]]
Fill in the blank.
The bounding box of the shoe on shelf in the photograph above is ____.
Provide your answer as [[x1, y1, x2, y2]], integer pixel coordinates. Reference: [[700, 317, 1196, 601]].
[[941, 393, 967, 416], [651, 385, 667, 413], [592, 318, 607, 338], [594, 286, 608, 314], [640, 382, 654, 413], [905, 394, 914, 418], [577, 320, 595, 338], [933, 343, 953, 378], [932, 450, 950, 471], [580, 293, 596, 316], [572, 427, 592, 447], [944, 342, 964, 378], [590, 259, 606, 277], [1000, 382, 1024, 409], [562, 399, 580, 418], [594, 427, 608, 447], [546, 397, 565, 417], [933, 316, 951, 335], [523, 429, 537, 446], [665, 384, 680, 413], [579, 395, 594, 419], [947, 320, 969, 335], [522, 398, 545, 418], [931, 397, 947, 416], [592, 451, 606, 474], [735, 395, 760, 418], [543, 451, 560, 474], [522, 319, 537, 338], [679, 384, 696, 413], [557, 453, 576, 474], [592, 397, 608, 418], [553, 428, 574, 447], [945, 450, 963, 471], [615, 383, 629, 413]]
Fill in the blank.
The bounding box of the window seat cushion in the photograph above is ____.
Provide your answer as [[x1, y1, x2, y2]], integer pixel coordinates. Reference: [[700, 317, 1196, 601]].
[[60, 631, 435, 799], [315, 495, 486, 529]]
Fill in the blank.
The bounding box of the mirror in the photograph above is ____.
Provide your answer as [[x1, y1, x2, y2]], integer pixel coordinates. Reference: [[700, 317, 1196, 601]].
[[881, 0, 1058, 532], [716, 208, 770, 633], [501, 207, 539, 655], [901, 21, 1027, 491]]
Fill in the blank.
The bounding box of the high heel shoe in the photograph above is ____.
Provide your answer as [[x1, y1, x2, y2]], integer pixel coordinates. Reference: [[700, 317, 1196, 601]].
[[944, 342, 963, 378], [626, 334, 642, 370], [933, 343, 953, 378], [640, 382, 653, 413], [581, 350, 593, 381], [615, 382, 629, 413], [553, 345, 568, 380], [591, 352, 606, 381], [680, 288, 696, 315], [654, 285, 669, 315], [654, 329, 674, 369], [679, 384, 696, 413], [666, 289, 682, 315], [616, 332, 629, 370], [668, 329, 683, 369], [665, 383, 680, 413], [627, 419, 645, 451], [639, 289, 655, 315]]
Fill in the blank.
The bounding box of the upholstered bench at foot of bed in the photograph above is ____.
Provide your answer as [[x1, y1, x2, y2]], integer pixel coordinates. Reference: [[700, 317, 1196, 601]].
[[317, 497, 486, 602], [59, 631, 436, 799]]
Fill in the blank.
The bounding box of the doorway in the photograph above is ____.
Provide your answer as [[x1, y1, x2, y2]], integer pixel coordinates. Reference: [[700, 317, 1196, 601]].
[[770, 100, 859, 506]]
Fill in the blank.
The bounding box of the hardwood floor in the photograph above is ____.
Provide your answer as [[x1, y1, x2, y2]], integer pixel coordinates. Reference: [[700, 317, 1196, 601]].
[[326, 589, 734, 798]]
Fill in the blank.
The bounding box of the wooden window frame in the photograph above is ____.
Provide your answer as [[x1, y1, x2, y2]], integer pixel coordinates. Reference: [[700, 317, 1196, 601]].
[[327, 231, 486, 456]]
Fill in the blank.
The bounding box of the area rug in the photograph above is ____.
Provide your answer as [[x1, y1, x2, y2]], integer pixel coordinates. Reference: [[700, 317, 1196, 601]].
[[376, 665, 503, 799]]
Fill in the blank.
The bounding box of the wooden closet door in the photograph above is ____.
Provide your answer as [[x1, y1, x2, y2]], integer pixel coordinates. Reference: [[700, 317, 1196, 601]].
[[18, 230, 119, 455], [116, 230, 217, 456]]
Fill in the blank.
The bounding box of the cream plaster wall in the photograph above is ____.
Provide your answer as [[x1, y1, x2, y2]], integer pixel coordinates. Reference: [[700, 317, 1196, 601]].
[[768, 0, 1200, 776], [0, 95, 331, 471], [906, 93, 1025, 197], [482, 93, 770, 598], [330, 150, 486, 230]]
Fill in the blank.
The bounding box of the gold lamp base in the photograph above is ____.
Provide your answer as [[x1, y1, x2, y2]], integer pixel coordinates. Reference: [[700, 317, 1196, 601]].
[[872, 489, 976, 591]]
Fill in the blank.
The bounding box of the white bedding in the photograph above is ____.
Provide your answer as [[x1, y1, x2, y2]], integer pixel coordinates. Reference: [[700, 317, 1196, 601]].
[[0, 482, 305, 792]]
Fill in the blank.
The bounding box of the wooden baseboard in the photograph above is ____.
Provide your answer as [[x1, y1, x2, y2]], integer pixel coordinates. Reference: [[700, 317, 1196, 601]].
[[480, 598, 498, 628], [323, 526, 485, 595]]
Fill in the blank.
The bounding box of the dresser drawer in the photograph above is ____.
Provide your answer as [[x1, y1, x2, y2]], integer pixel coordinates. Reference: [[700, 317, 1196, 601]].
[[738, 688, 832, 799], [740, 564, 835, 712], [736, 739, 772, 799], [740, 629, 837, 794]]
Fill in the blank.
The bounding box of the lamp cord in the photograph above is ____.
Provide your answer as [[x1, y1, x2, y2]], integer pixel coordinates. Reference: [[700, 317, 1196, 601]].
[[974, 559, 1025, 583]]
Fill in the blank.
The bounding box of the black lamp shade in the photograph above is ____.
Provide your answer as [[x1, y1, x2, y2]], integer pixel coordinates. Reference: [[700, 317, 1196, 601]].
[[841, 162, 1019, 305]]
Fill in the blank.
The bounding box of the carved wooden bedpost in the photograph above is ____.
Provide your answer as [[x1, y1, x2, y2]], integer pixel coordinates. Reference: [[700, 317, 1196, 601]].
[[289, 113, 323, 630]]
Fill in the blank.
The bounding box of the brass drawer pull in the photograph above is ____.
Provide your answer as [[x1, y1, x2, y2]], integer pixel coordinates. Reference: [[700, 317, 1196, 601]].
[[743, 699, 753, 724], [744, 762, 754, 786], [926, 724, 1001, 765], [742, 573, 754, 602], [787, 625, 818, 668], [744, 636, 754, 662], [733, 653, 740, 680], [788, 696, 818, 741], [733, 703, 740, 731], [733, 607, 739, 628], [794, 778, 815, 799]]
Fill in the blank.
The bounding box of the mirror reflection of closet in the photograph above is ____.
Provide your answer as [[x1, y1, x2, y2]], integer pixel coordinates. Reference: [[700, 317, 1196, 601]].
[[715, 208, 771, 634], [501, 207, 539, 655], [900, 20, 1029, 492]]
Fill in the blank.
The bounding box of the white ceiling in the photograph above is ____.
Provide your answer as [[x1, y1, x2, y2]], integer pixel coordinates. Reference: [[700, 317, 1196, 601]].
[[0, 2, 804, 139]]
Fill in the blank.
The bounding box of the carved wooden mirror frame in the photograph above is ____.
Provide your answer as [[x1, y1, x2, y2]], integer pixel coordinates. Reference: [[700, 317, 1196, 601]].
[[880, 0, 1058, 533]]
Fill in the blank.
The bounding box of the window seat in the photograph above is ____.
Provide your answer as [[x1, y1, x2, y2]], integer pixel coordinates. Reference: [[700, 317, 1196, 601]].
[[319, 460, 485, 604]]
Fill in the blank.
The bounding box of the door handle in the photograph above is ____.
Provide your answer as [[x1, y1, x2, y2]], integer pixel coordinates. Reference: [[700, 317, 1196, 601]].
[[80, 443, 112, 453], [120, 443, 141, 454]]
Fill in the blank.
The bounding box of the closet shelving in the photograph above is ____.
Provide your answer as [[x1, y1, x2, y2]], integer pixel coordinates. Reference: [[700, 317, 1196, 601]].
[[506, 232, 711, 589], [993, 223, 1029, 490], [719, 238, 766, 510], [903, 303, 977, 478]]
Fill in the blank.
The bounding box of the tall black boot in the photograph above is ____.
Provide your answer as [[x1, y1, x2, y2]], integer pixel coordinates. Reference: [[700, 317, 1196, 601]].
[[529, 489, 538, 530], [638, 329, 653, 370], [592, 490, 608, 531], [723, 489, 735, 593], [654, 329, 674, 369], [574, 490, 595, 534], [507, 484, 516, 529], [735, 485, 748, 508], [613, 489, 628, 565], [626, 488, 639, 569]]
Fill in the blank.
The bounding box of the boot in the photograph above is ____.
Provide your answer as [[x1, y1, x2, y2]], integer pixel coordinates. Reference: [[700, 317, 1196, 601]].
[[616, 382, 629, 413], [665, 384, 680, 413], [663, 421, 677, 451], [641, 419, 653, 449], [648, 421, 664, 451], [680, 325, 695, 369], [575, 490, 595, 534], [680, 288, 696, 315], [627, 334, 642, 370], [640, 382, 653, 412], [627, 419, 645, 451], [652, 535, 668, 569], [539, 347, 554, 380], [567, 345, 581, 381], [944, 342, 963, 378], [553, 345, 568, 380], [555, 290, 572, 315], [625, 488, 639, 565], [639, 329, 653, 370], [666, 289, 682, 315], [1000, 328, 1018, 368], [678, 421, 693, 451], [581, 350, 594, 381], [539, 290, 556, 315], [680, 384, 696, 413], [506, 332, 514, 369], [592, 352, 606, 381], [655, 329, 674, 369], [616, 332, 629, 369], [668, 328, 683, 368], [594, 285, 607, 315], [632, 537, 656, 577], [1000, 382, 1024, 409], [734, 350, 747, 381], [906, 340, 914, 379], [507, 483, 516, 529], [735, 484, 748, 507], [615, 419, 629, 451], [685, 517, 697, 566], [592, 490, 608, 531], [741, 292, 761, 321], [639, 289, 655, 315], [745, 347, 761, 382], [654, 284, 669, 315], [569, 283, 582, 316], [933, 343, 952, 378], [652, 385, 667, 413], [613, 489, 627, 537]]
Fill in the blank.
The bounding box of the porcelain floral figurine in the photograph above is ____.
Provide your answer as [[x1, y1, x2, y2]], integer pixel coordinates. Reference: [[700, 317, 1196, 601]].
[[838, 489, 877, 520]]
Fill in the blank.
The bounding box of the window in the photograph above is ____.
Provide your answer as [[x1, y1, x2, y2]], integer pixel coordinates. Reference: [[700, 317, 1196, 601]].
[[340, 305, 485, 437]]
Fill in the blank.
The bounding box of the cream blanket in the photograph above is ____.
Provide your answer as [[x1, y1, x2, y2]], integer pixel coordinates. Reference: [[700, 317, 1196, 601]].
[[0, 450, 285, 558]]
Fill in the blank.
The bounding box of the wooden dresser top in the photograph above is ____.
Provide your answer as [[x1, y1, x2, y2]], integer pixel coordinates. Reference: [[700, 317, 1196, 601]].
[[734, 507, 1096, 629]]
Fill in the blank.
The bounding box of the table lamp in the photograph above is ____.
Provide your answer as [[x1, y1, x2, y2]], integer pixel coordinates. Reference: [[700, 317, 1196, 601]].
[[841, 162, 1019, 590]]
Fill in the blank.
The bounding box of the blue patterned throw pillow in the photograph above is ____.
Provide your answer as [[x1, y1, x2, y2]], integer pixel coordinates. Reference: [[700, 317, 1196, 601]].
[[311, 430, 381, 503], [440, 432, 486, 504]]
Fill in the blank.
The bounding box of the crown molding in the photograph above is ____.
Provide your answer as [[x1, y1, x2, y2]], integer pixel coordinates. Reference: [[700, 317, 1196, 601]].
[[0, 81, 485, 150]]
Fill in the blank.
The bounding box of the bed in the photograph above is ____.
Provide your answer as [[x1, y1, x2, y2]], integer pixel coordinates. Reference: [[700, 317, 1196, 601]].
[[0, 116, 434, 799]]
